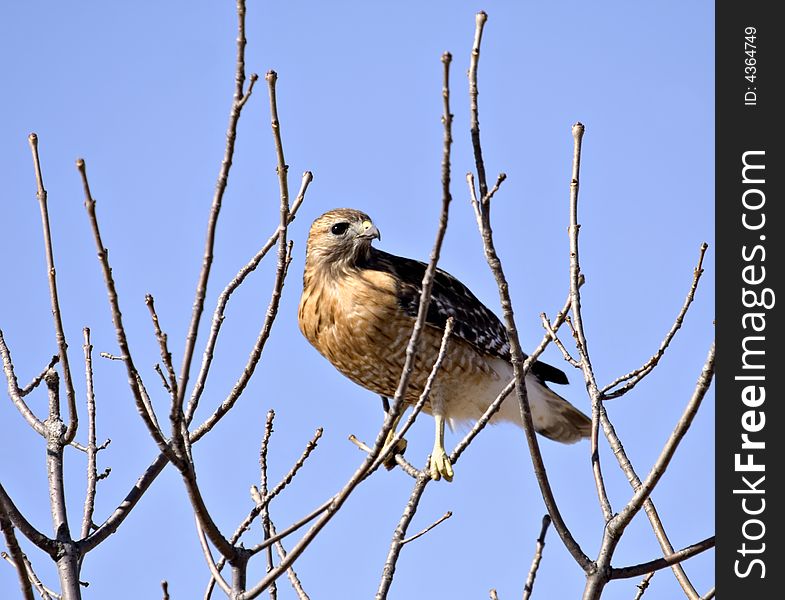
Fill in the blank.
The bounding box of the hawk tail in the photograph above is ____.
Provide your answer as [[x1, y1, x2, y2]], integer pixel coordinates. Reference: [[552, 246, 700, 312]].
[[522, 375, 591, 444]]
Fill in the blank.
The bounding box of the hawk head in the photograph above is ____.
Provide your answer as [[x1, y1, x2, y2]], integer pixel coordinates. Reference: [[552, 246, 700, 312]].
[[305, 208, 381, 270]]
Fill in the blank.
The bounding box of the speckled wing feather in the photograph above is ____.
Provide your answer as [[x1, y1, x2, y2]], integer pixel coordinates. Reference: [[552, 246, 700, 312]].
[[361, 249, 569, 386]]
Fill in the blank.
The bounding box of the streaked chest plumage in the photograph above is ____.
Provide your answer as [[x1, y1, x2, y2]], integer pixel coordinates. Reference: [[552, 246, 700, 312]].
[[298, 267, 499, 406]]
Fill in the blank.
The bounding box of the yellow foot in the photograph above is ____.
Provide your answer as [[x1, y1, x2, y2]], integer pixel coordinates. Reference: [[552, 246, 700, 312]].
[[381, 436, 408, 471], [429, 446, 454, 482]]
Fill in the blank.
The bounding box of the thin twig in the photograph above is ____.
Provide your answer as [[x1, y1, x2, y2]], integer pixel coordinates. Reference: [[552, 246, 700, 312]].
[[466, 20, 592, 572], [185, 172, 311, 425], [612, 343, 715, 532], [400, 511, 452, 546], [540, 314, 581, 368], [632, 572, 654, 600], [195, 516, 233, 596], [468, 12, 489, 199], [522, 515, 551, 600], [564, 123, 614, 524], [610, 536, 715, 580], [603, 423, 701, 598], [155, 363, 173, 394], [1, 551, 60, 600], [0, 514, 36, 600], [20, 355, 61, 397], [27, 133, 78, 444], [0, 330, 47, 436], [145, 295, 178, 399], [79, 329, 99, 546], [259, 410, 277, 600], [0, 484, 57, 556], [77, 159, 178, 466], [265, 428, 323, 506], [175, 0, 258, 421], [246, 499, 333, 558], [269, 521, 311, 600], [466, 173, 591, 570], [189, 229, 295, 443], [205, 485, 326, 600], [375, 471, 431, 599], [80, 452, 169, 552], [601, 243, 709, 399], [584, 345, 715, 598]]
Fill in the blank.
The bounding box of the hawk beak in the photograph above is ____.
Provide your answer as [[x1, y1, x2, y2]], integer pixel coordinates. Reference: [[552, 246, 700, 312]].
[[356, 220, 381, 241]]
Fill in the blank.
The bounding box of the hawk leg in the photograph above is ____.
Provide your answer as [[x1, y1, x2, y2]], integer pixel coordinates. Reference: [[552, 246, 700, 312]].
[[381, 411, 407, 471], [429, 414, 454, 482]]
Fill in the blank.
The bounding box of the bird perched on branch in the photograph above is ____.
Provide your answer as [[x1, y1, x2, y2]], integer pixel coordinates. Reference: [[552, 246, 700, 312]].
[[298, 208, 590, 481]]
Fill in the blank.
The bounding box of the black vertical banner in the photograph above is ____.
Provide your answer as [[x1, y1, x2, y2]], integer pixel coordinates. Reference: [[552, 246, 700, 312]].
[[716, 3, 783, 597]]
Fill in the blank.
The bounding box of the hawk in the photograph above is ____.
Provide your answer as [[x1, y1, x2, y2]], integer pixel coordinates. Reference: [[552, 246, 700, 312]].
[[298, 208, 590, 481]]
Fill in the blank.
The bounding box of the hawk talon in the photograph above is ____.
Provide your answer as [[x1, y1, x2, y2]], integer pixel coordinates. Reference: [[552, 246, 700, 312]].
[[429, 447, 453, 482], [381, 437, 408, 471]]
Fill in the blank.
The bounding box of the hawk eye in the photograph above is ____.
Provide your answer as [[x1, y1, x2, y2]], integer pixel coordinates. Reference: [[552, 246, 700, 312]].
[[330, 222, 350, 235]]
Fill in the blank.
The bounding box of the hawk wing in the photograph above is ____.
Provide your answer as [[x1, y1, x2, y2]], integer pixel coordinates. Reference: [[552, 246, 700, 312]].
[[363, 249, 569, 386]]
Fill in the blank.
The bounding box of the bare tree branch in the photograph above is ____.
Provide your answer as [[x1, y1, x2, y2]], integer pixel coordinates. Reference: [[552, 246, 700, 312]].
[[185, 170, 311, 427], [79, 329, 99, 546], [0, 484, 56, 557], [610, 536, 715, 580], [400, 511, 452, 546], [41, 370, 81, 599], [0, 512, 36, 600], [602, 243, 709, 399], [613, 444, 702, 598], [268, 521, 310, 600], [1, 550, 60, 600], [563, 123, 614, 525], [521, 515, 551, 600], [258, 410, 277, 600], [0, 330, 47, 436], [541, 313, 581, 368], [468, 11, 489, 199], [632, 572, 654, 600], [80, 452, 168, 552], [465, 18, 592, 573], [613, 343, 715, 532], [27, 133, 79, 444], [145, 295, 179, 400], [563, 123, 713, 598], [375, 471, 431, 600], [195, 517, 233, 597], [77, 159, 179, 468], [189, 226, 295, 444], [175, 0, 258, 419]]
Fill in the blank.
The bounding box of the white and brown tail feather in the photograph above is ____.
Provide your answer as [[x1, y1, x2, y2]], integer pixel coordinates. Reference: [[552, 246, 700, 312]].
[[496, 373, 591, 443]]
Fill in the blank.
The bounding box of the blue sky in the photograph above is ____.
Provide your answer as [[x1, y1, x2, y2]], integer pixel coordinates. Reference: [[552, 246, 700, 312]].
[[1, 2, 713, 598]]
